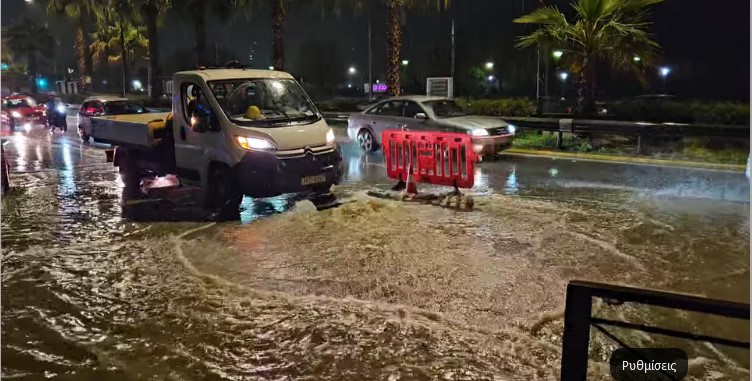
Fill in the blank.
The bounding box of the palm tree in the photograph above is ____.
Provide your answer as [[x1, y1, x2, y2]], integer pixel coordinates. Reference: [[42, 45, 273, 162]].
[[173, 0, 237, 67], [514, 0, 663, 115], [46, 0, 99, 90], [324, 0, 448, 96], [131, 0, 172, 100], [4, 18, 56, 93], [90, 3, 148, 96]]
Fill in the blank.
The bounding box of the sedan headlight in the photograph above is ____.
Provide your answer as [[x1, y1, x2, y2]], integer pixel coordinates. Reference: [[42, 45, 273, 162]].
[[235, 136, 275, 150], [507, 124, 516, 134], [470, 129, 489, 137], [325, 128, 335, 145], [11, 111, 21, 118]]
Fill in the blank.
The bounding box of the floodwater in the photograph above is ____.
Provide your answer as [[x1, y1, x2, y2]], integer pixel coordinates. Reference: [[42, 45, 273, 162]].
[[1, 123, 749, 380]]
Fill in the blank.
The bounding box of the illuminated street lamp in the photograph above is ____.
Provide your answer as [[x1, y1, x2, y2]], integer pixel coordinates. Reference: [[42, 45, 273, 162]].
[[401, 60, 409, 66], [633, 56, 641, 62], [487, 75, 495, 81], [552, 50, 563, 59], [268, 66, 274, 70], [559, 72, 568, 98], [659, 66, 671, 93], [485, 61, 494, 70], [348, 66, 357, 75]]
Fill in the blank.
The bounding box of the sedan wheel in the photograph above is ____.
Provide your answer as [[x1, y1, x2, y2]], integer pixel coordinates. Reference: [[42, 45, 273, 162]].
[[357, 129, 375, 152]]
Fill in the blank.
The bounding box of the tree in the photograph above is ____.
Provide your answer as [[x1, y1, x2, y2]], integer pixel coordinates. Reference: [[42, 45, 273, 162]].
[[514, 0, 663, 115], [90, 2, 148, 96], [4, 18, 56, 93], [131, 0, 171, 100], [323, 0, 449, 96], [46, 0, 99, 90], [173, 0, 238, 67]]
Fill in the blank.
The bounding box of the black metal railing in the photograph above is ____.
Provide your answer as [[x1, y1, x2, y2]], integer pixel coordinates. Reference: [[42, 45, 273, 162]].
[[560, 280, 750, 380]]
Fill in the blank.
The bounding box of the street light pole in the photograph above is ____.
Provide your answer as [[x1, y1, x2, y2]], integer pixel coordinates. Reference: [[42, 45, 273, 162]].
[[368, 8, 373, 101], [451, 16, 455, 81], [535, 47, 540, 99]]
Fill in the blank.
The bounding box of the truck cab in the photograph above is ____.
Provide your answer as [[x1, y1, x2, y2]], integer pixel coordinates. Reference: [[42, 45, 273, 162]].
[[98, 67, 342, 214]]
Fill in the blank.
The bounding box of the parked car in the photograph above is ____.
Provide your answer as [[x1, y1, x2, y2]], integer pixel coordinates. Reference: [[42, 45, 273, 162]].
[[77, 96, 149, 142], [1, 95, 48, 131], [347, 96, 516, 156]]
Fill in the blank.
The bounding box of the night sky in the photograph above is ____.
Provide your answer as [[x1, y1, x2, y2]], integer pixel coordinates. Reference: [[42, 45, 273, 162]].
[[2, 0, 750, 100]]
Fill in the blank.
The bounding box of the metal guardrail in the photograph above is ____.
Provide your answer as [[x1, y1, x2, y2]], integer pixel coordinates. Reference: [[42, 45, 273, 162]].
[[503, 116, 749, 139], [560, 280, 750, 380], [321, 112, 749, 153]]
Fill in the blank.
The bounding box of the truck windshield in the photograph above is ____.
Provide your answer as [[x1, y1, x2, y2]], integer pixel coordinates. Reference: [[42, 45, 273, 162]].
[[208, 79, 319, 126]]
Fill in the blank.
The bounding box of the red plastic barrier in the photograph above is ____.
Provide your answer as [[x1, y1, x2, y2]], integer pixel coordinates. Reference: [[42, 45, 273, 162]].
[[382, 130, 478, 189]]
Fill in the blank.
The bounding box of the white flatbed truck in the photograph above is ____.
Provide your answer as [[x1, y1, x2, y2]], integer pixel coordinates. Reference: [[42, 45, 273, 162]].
[[91, 65, 342, 215]]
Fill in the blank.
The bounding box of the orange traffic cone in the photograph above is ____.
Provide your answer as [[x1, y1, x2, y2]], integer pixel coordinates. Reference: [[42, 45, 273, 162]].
[[405, 164, 417, 195]]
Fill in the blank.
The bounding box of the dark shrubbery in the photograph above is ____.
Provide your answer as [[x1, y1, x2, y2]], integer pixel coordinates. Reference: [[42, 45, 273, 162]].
[[315, 98, 364, 112], [454, 98, 537, 117], [609, 100, 749, 125]]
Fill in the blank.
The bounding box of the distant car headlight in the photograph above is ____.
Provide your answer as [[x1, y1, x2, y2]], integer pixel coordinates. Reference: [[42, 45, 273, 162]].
[[507, 124, 516, 134], [470, 129, 489, 137], [326, 128, 336, 145], [56, 104, 66, 113], [235, 135, 275, 150], [11, 111, 21, 118]]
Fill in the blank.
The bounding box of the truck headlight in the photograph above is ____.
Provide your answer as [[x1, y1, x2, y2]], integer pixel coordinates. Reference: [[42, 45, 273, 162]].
[[11, 111, 21, 118], [235, 136, 275, 150], [326, 128, 335, 145], [507, 124, 516, 134], [470, 129, 489, 137]]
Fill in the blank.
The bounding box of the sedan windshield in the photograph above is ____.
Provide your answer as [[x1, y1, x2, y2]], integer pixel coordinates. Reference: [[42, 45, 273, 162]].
[[422, 99, 467, 118], [209, 79, 319, 126], [6, 98, 37, 108], [103, 101, 146, 115]]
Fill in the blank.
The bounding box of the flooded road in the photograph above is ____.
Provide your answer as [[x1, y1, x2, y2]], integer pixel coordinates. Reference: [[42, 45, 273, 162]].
[[1, 120, 749, 379]]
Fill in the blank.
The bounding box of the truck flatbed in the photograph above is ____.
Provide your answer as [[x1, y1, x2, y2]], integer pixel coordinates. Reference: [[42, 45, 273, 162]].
[[91, 112, 171, 147]]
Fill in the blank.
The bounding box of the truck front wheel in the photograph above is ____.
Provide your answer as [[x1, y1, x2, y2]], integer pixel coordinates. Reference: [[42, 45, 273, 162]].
[[205, 165, 242, 215]]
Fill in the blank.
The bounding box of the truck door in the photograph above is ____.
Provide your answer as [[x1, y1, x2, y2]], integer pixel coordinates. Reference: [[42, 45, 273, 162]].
[[174, 82, 217, 181]]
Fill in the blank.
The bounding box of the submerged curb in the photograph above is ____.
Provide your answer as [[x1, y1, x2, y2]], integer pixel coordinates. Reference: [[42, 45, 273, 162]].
[[501, 148, 747, 172]]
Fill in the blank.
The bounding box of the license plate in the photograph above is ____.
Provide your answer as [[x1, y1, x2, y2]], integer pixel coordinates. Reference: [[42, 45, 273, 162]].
[[301, 174, 326, 186]]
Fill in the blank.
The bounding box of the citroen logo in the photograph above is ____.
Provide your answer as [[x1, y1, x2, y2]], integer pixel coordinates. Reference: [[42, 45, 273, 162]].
[[304, 146, 316, 161]]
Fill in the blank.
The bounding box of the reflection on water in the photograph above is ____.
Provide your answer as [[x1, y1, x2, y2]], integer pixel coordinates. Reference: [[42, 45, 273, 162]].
[[505, 167, 519, 194], [1, 129, 750, 380]]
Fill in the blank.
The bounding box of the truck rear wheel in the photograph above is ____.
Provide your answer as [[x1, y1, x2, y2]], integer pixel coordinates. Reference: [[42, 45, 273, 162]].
[[117, 148, 141, 198], [205, 165, 242, 215]]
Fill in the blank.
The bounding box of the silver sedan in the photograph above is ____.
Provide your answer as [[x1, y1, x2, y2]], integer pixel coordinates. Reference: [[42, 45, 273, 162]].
[[347, 96, 516, 155]]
